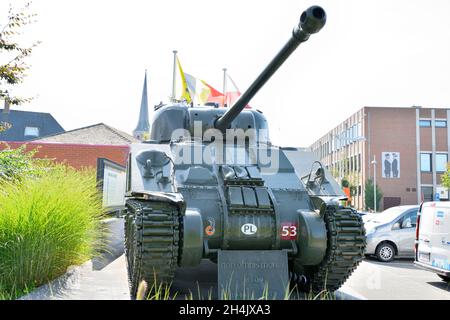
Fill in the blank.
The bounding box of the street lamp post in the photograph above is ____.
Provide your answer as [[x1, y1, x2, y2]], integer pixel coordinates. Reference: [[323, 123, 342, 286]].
[[371, 156, 377, 212]]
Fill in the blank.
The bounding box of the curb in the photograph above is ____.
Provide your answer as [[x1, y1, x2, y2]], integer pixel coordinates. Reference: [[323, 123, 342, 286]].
[[336, 286, 367, 300], [18, 261, 93, 300]]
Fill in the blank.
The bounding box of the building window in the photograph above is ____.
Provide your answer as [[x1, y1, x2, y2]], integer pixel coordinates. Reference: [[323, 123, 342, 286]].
[[352, 125, 359, 142], [419, 120, 431, 127], [436, 153, 448, 172], [24, 126, 39, 137], [421, 186, 433, 202], [358, 154, 361, 172], [435, 120, 447, 128], [420, 153, 432, 172]]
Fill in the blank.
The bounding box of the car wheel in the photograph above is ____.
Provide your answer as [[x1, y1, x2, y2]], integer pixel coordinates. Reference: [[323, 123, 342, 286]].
[[438, 275, 450, 282], [375, 243, 395, 262]]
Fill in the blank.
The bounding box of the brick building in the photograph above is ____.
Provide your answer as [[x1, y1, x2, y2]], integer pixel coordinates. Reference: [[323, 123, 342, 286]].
[[309, 106, 450, 211], [1, 123, 137, 169], [1, 141, 129, 169]]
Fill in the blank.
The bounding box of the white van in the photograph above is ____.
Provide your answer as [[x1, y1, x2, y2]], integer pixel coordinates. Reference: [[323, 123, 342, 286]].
[[414, 202, 450, 282]]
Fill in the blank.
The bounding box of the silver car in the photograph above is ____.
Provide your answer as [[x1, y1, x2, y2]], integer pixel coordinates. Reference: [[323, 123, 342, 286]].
[[364, 205, 419, 262]]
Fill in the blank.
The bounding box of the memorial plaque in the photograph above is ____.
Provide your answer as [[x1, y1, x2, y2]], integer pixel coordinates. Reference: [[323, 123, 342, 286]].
[[218, 250, 289, 300]]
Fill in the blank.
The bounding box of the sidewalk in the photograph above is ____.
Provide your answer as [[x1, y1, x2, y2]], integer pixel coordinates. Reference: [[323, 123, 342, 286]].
[[20, 255, 130, 300]]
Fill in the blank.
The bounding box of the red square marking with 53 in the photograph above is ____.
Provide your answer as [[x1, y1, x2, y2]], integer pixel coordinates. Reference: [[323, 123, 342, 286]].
[[280, 223, 298, 240]]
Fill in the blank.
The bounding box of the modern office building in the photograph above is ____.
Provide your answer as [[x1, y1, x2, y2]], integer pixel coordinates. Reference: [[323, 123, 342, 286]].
[[309, 106, 450, 211]]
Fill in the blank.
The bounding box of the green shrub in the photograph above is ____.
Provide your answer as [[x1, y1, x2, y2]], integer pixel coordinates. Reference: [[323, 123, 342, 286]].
[[364, 178, 383, 212], [0, 166, 105, 299], [0, 144, 51, 183], [341, 178, 350, 188]]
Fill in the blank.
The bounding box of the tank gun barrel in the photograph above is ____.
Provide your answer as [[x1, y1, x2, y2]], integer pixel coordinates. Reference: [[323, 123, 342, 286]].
[[214, 6, 327, 132]]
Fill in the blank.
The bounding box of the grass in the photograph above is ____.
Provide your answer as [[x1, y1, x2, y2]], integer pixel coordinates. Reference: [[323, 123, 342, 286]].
[[139, 274, 336, 300], [135, 277, 178, 300], [140, 282, 335, 300], [0, 166, 105, 299]]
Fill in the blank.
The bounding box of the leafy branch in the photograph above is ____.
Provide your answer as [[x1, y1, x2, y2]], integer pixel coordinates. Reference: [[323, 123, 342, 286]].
[[0, 1, 40, 108]]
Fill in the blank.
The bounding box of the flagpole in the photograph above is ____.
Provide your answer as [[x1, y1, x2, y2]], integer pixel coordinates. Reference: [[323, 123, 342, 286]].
[[171, 50, 178, 102], [222, 68, 227, 107]]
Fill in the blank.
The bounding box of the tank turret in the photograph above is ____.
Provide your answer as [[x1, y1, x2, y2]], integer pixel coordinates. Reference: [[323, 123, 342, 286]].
[[150, 6, 326, 142]]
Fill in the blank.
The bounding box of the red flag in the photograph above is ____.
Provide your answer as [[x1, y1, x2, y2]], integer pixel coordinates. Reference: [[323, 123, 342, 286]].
[[225, 74, 250, 108], [204, 82, 223, 98], [201, 78, 251, 109], [201, 81, 225, 106], [225, 91, 251, 109]]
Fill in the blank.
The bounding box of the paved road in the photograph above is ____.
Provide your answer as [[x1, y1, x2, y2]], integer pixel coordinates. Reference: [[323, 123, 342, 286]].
[[172, 260, 218, 300], [24, 255, 450, 300], [343, 258, 450, 300], [171, 257, 450, 300]]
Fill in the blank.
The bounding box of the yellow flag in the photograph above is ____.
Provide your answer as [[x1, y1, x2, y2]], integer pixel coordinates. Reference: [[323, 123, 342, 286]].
[[198, 80, 212, 105], [176, 57, 192, 103]]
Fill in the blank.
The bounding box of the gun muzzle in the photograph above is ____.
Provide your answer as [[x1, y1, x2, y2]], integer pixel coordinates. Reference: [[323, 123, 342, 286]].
[[293, 6, 327, 42], [214, 6, 327, 132]]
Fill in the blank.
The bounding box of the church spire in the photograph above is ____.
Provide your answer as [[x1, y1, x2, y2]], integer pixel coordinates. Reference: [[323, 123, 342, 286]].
[[133, 70, 150, 140]]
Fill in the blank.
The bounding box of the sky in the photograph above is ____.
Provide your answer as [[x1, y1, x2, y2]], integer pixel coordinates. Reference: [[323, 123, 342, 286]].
[[2, 0, 450, 147]]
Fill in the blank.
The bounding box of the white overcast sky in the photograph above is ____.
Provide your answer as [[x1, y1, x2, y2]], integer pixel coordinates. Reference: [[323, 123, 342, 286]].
[[3, 0, 450, 146]]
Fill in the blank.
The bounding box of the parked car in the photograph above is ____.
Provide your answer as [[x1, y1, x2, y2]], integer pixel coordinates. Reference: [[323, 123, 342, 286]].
[[349, 209, 370, 218], [356, 210, 370, 217], [362, 212, 378, 223], [414, 202, 450, 283], [364, 205, 419, 262]]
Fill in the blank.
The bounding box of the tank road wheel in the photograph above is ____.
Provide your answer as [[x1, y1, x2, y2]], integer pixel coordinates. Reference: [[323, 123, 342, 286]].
[[291, 206, 366, 294], [124, 199, 181, 300]]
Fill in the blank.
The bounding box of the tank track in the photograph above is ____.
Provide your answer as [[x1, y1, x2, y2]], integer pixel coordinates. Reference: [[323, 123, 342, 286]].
[[292, 206, 366, 294], [124, 199, 180, 299]]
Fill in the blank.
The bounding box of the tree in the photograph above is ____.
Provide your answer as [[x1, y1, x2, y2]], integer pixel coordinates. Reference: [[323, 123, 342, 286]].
[[364, 178, 383, 212], [441, 164, 450, 190], [0, 2, 39, 132], [341, 178, 350, 188]]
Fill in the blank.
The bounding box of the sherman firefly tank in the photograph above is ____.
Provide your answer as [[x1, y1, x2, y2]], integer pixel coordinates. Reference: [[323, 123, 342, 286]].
[[124, 5, 366, 299]]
